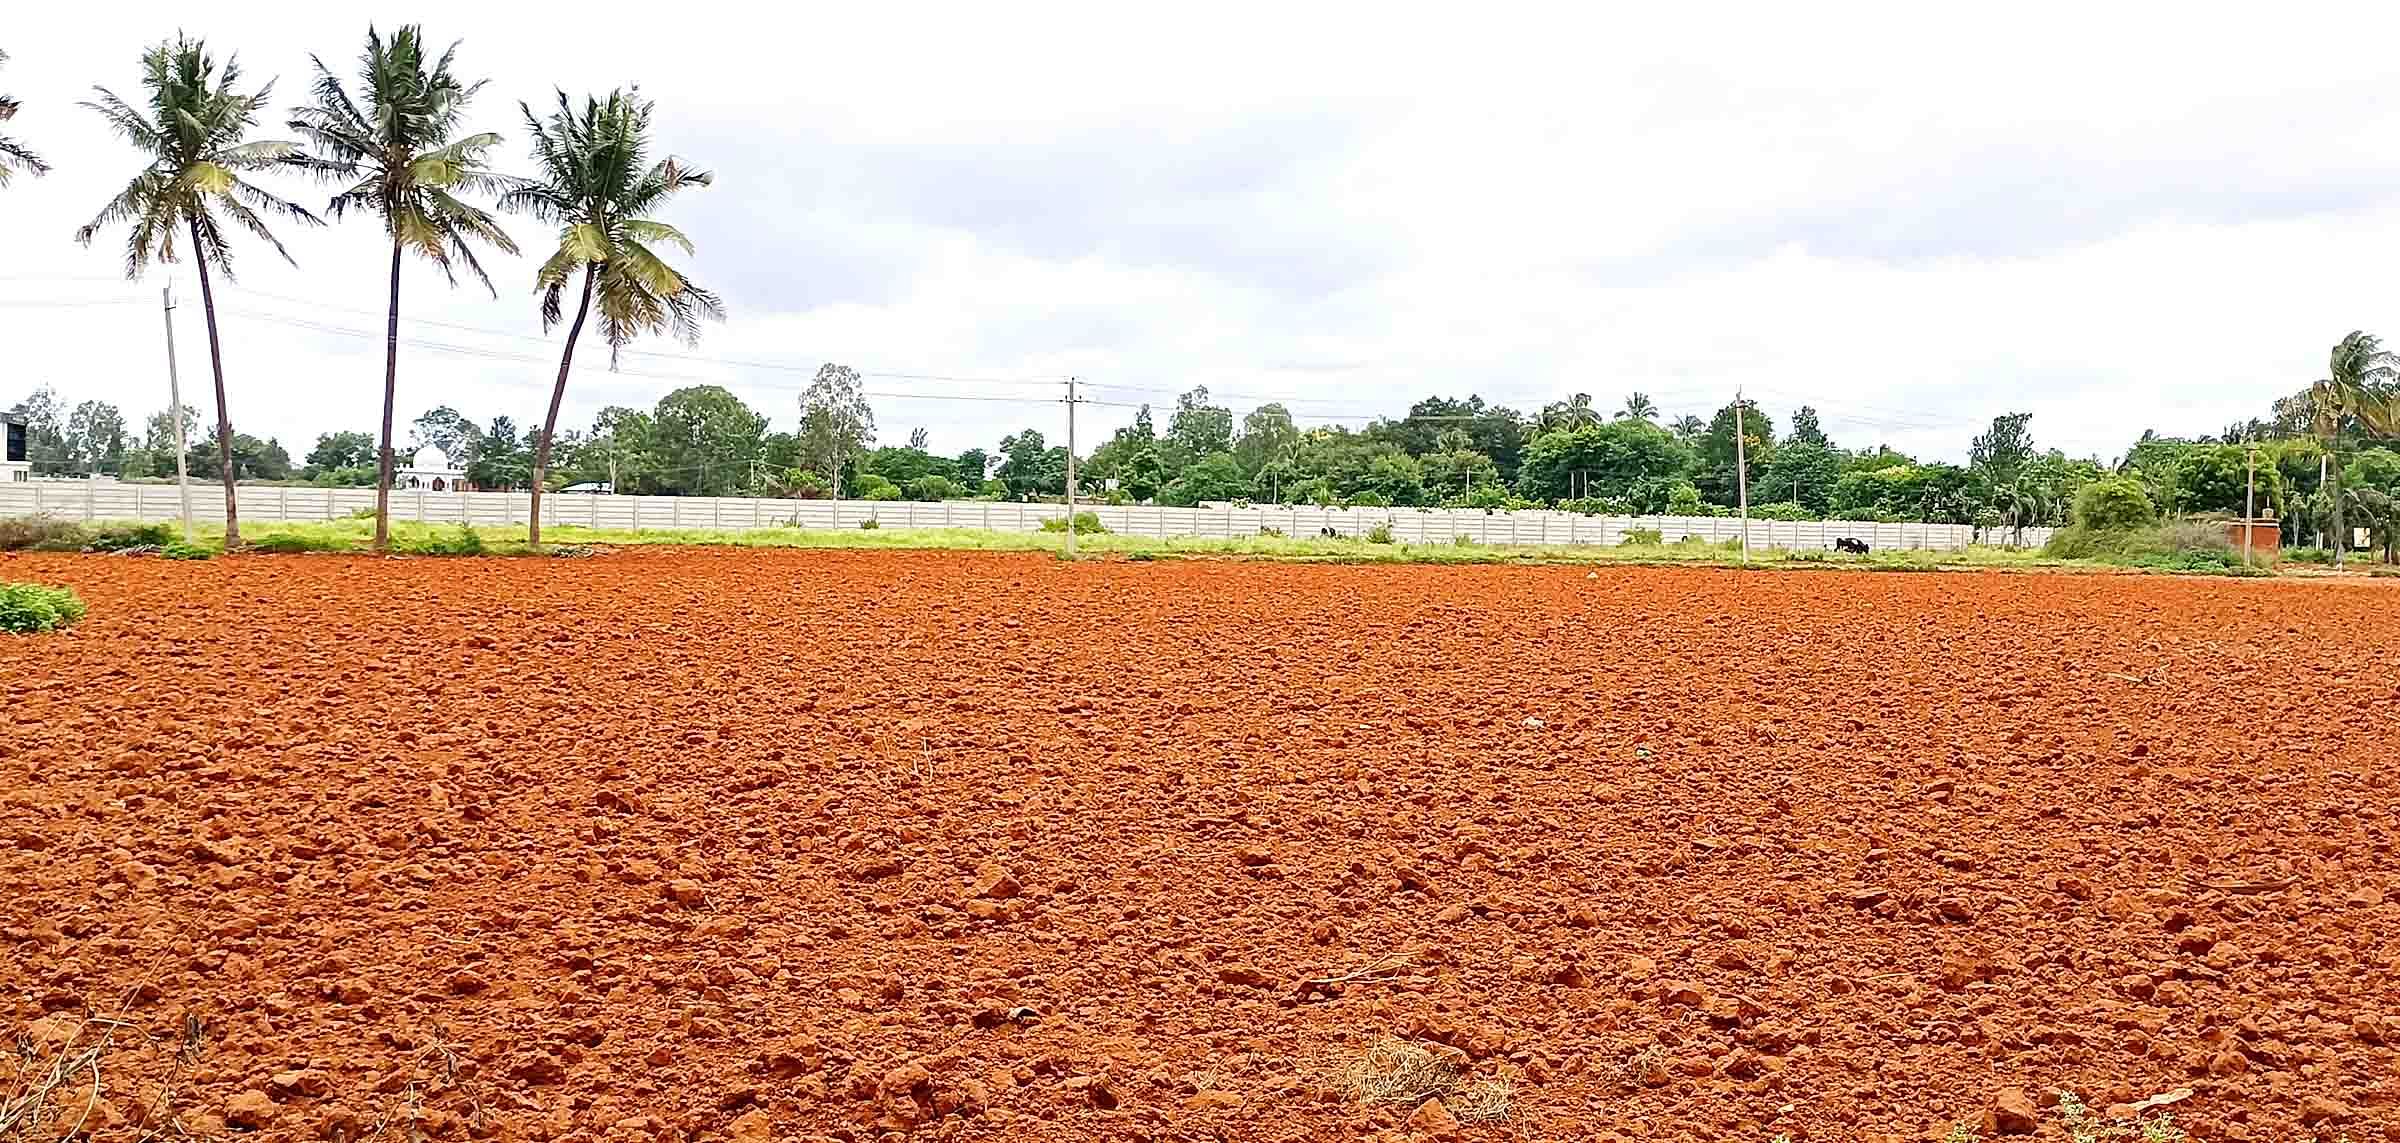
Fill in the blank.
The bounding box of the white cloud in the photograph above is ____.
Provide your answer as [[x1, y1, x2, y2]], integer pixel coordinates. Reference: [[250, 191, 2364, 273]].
[[6, 0, 2399, 465]]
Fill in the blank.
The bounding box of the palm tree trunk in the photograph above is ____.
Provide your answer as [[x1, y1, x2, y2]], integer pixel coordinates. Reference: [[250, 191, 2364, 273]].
[[188, 217, 240, 549], [529, 264, 597, 548], [374, 238, 403, 552]]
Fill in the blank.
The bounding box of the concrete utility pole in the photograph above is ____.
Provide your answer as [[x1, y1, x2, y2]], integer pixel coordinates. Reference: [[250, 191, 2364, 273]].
[[2244, 442, 2258, 567], [2319, 452, 2330, 552], [159, 286, 195, 542], [1733, 389, 1751, 565], [1064, 376, 1080, 558]]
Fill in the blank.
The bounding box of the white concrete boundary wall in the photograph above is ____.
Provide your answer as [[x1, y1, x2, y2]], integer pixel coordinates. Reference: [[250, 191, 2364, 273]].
[[0, 482, 2059, 552]]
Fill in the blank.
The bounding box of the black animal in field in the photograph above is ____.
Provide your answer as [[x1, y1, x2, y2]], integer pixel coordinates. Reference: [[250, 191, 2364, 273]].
[[1834, 537, 1871, 555]]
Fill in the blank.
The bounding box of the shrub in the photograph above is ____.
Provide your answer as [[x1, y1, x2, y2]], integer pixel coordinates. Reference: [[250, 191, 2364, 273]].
[[904, 475, 964, 501], [402, 523, 486, 556], [1621, 526, 1664, 546], [2071, 476, 2157, 531], [0, 517, 91, 552], [1365, 521, 1396, 544], [2046, 517, 2244, 566], [2157, 518, 2234, 556], [2284, 545, 2333, 564], [1257, 525, 1284, 538], [348, 506, 379, 520], [855, 474, 901, 500], [1038, 511, 1108, 534], [858, 518, 880, 530], [159, 541, 213, 561], [85, 523, 176, 552], [1348, 491, 1391, 508], [0, 582, 87, 634], [1750, 500, 1815, 521]]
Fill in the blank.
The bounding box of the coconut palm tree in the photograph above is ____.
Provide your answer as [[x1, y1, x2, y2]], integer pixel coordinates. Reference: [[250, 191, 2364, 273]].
[[291, 25, 517, 552], [1539, 392, 1602, 433], [75, 38, 319, 547], [1619, 392, 1658, 422], [0, 50, 50, 185], [500, 88, 719, 546], [2312, 331, 2400, 568]]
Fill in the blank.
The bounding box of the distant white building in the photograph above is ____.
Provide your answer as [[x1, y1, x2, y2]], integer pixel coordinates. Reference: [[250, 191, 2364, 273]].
[[1, 412, 28, 483], [395, 445, 465, 491]]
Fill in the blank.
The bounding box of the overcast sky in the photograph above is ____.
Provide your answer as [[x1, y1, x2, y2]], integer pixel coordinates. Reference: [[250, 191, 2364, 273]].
[[5, 3, 2398, 464]]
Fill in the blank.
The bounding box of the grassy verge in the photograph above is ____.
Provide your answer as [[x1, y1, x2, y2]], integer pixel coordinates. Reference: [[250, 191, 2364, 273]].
[[0, 514, 2230, 573]]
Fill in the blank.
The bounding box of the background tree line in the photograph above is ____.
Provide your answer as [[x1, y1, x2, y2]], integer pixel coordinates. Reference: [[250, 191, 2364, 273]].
[[23, 364, 2399, 550]]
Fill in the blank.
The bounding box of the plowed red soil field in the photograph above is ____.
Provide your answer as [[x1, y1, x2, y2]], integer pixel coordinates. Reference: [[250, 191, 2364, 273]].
[[4, 550, 2396, 1143]]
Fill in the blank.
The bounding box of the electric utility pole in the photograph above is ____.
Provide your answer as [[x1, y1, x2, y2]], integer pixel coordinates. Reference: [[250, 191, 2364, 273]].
[[160, 286, 195, 542], [2244, 442, 2258, 567], [1064, 376, 1080, 558], [1733, 389, 1751, 565]]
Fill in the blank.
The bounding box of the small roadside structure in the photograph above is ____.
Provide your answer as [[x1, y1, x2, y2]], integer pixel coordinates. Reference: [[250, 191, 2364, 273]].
[[395, 445, 465, 492], [1, 412, 28, 483], [2225, 518, 2280, 565]]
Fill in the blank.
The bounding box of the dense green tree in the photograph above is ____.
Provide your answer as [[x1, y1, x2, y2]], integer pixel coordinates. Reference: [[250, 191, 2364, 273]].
[[0, 50, 49, 186], [306, 430, 376, 471], [410, 405, 478, 458], [77, 37, 320, 543], [1788, 405, 1830, 448], [796, 363, 875, 496], [1235, 403, 1300, 475], [120, 404, 202, 479], [956, 448, 990, 487], [6, 387, 67, 469], [996, 429, 1065, 498], [1121, 448, 1166, 503], [1368, 395, 1528, 480], [1758, 440, 1843, 515], [857, 445, 954, 489], [62, 400, 129, 475], [1359, 451, 1430, 506], [462, 416, 529, 488], [558, 405, 652, 490], [1695, 401, 1774, 505], [1421, 430, 1500, 503], [1083, 405, 1156, 485], [1159, 452, 1247, 506], [648, 385, 766, 496], [185, 433, 292, 482], [2162, 444, 2285, 517], [1515, 420, 1693, 504], [505, 87, 720, 543], [1165, 387, 1235, 467], [1968, 412, 2036, 485], [1293, 429, 1413, 502]]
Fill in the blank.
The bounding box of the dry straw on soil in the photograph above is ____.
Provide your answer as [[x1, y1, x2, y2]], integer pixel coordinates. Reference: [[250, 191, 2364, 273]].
[[1337, 1037, 1513, 1125]]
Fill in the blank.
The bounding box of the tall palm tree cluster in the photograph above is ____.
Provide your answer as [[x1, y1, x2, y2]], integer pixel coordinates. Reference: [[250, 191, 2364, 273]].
[[2308, 331, 2400, 568], [16, 32, 719, 548]]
